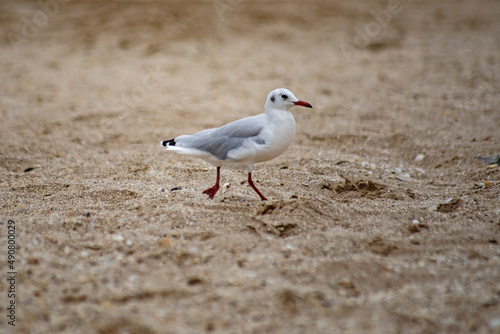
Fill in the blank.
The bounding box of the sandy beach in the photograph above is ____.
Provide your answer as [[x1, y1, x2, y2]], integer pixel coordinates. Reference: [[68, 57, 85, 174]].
[[1, 0, 499, 332]]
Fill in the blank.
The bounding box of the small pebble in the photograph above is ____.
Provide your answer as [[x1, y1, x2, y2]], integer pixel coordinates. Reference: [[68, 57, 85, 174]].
[[395, 174, 412, 182], [414, 167, 426, 174], [475, 154, 500, 165], [489, 317, 500, 330], [24, 166, 37, 172], [125, 239, 133, 246], [15, 205, 27, 213], [44, 234, 58, 244], [414, 154, 425, 162], [412, 219, 420, 225], [158, 237, 173, 248], [111, 234, 125, 242]]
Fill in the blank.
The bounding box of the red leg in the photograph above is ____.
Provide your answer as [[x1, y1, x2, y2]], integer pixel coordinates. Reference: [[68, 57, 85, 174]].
[[248, 172, 267, 201], [203, 166, 221, 199]]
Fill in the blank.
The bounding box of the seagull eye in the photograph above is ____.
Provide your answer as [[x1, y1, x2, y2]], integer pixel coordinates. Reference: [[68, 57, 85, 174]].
[[281, 94, 288, 99]]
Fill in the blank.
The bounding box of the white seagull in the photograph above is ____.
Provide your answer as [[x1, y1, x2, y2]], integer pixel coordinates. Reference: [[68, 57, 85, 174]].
[[161, 88, 312, 201]]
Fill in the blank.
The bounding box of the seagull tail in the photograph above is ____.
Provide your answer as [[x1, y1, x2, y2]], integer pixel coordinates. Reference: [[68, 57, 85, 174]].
[[161, 139, 176, 147]]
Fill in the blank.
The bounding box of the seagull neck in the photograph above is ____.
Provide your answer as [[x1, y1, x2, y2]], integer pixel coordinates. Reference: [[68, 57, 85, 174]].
[[265, 107, 293, 120]]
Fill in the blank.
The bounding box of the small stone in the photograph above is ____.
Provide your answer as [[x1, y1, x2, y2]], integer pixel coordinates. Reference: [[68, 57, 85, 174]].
[[15, 205, 27, 213], [111, 234, 125, 242], [414, 167, 426, 174], [187, 276, 203, 286], [475, 154, 500, 165], [412, 219, 420, 225], [86, 243, 102, 250], [125, 239, 133, 246], [44, 234, 58, 244], [158, 237, 173, 248], [395, 174, 412, 182], [24, 166, 38, 172], [415, 154, 425, 162], [80, 251, 89, 258], [489, 317, 500, 330], [484, 181, 492, 187]]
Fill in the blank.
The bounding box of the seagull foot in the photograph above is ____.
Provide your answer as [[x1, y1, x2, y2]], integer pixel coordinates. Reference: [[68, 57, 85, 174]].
[[248, 172, 267, 201], [202, 185, 219, 199], [203, 166, 221, 199]]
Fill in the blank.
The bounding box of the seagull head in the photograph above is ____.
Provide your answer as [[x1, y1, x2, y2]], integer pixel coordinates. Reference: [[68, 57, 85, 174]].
[[265, 88, 313, 111]]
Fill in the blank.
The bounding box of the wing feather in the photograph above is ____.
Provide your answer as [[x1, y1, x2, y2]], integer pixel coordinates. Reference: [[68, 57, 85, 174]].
[[174, 114, 266, 160]]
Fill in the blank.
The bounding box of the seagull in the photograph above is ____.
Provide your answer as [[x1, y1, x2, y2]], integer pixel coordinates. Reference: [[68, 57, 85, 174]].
[[161, 88, 312, 201]]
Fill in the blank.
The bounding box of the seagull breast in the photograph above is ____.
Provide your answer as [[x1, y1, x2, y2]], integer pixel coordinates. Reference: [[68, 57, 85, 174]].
[[251, 109, 296, 163]]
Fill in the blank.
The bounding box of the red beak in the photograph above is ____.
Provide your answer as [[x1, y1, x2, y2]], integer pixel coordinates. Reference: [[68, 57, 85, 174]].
[[293, 100, 313, 108]]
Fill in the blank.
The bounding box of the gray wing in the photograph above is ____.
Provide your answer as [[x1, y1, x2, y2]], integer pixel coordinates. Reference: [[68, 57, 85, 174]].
[[175, 114, 266, 160]]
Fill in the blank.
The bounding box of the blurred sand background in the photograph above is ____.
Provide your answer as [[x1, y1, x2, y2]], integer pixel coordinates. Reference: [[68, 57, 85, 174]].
[[1, 0, 500, 333]]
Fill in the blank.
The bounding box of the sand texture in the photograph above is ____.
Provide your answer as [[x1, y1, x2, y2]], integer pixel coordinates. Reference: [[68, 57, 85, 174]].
[[1, 0, 500, 333]]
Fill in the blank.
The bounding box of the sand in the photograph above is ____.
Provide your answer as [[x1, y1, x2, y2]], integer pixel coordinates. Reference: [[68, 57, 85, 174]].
[[1, 0, 499, 333]]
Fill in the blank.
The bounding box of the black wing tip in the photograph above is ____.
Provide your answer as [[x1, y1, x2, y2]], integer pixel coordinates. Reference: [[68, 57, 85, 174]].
[[161, 139, 176, 147]]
